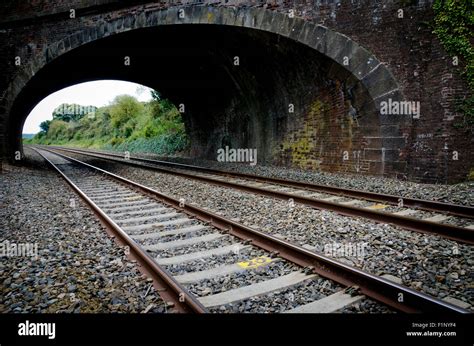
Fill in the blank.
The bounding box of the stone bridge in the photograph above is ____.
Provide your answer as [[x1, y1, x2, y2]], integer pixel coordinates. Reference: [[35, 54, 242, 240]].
[[0, 0, 471, 182]]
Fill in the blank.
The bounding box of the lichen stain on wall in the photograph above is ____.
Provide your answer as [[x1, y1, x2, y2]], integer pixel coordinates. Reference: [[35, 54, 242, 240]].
[[277, 83, 359, 173], [279, 99, 327, 171]]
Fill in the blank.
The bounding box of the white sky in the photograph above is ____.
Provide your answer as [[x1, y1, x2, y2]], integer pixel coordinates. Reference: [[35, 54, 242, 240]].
[[22, 80, 153, 134]]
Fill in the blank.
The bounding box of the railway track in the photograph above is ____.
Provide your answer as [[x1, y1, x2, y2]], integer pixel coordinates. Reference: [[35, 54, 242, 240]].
[[45, 145, 474, 245], [32, 147, 469, 314]]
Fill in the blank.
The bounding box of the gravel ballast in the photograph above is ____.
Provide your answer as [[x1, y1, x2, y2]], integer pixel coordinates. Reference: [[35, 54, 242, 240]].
[[0, 149, 167, 313]]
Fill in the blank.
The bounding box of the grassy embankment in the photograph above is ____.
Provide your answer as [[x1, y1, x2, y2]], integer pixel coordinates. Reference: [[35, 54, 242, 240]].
[[26, 92, 188, 155]]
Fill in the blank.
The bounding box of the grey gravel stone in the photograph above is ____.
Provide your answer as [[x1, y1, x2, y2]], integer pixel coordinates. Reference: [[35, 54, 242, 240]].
[[0, 149, 167, 313]]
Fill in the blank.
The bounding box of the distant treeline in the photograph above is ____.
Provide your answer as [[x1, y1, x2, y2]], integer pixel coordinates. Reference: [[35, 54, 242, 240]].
[[27, 92, 188, 155]]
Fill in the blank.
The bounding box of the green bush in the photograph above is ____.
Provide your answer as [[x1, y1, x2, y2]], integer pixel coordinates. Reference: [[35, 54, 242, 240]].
[[109, 95, 143, 129], [433, 0, 474, 131], [47, 120, 69, 140], [109, 132, 188, 154], [433, 0, 473, 89]]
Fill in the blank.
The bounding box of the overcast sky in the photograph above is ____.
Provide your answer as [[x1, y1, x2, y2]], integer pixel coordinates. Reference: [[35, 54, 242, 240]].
[[22, 80, 153, 134]]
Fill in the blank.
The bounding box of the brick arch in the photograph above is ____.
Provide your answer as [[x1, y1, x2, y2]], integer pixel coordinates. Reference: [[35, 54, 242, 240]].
[[8, 6, 403, 111], [5, 5, 406, 174]]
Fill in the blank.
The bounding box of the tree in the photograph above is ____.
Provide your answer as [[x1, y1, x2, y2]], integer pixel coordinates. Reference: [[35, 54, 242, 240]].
[[48, 120, 69, 140], [109, 95, 143, 129], [150, 90, 161, 101], [149, 89, 175, 119], [39, 120, 51, 133]]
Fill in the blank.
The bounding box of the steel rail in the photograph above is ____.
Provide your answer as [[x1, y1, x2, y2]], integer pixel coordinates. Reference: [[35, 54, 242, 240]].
[[48, 145, 474, 219], [32, 147, 207, 314], [45, 146, 474, 245], [39, 147, 470, 314]]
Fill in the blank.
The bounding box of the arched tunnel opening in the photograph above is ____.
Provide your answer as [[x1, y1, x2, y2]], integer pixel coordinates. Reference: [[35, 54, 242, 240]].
[[21, 80, 181, 152], [12, 23, 380, 174]]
